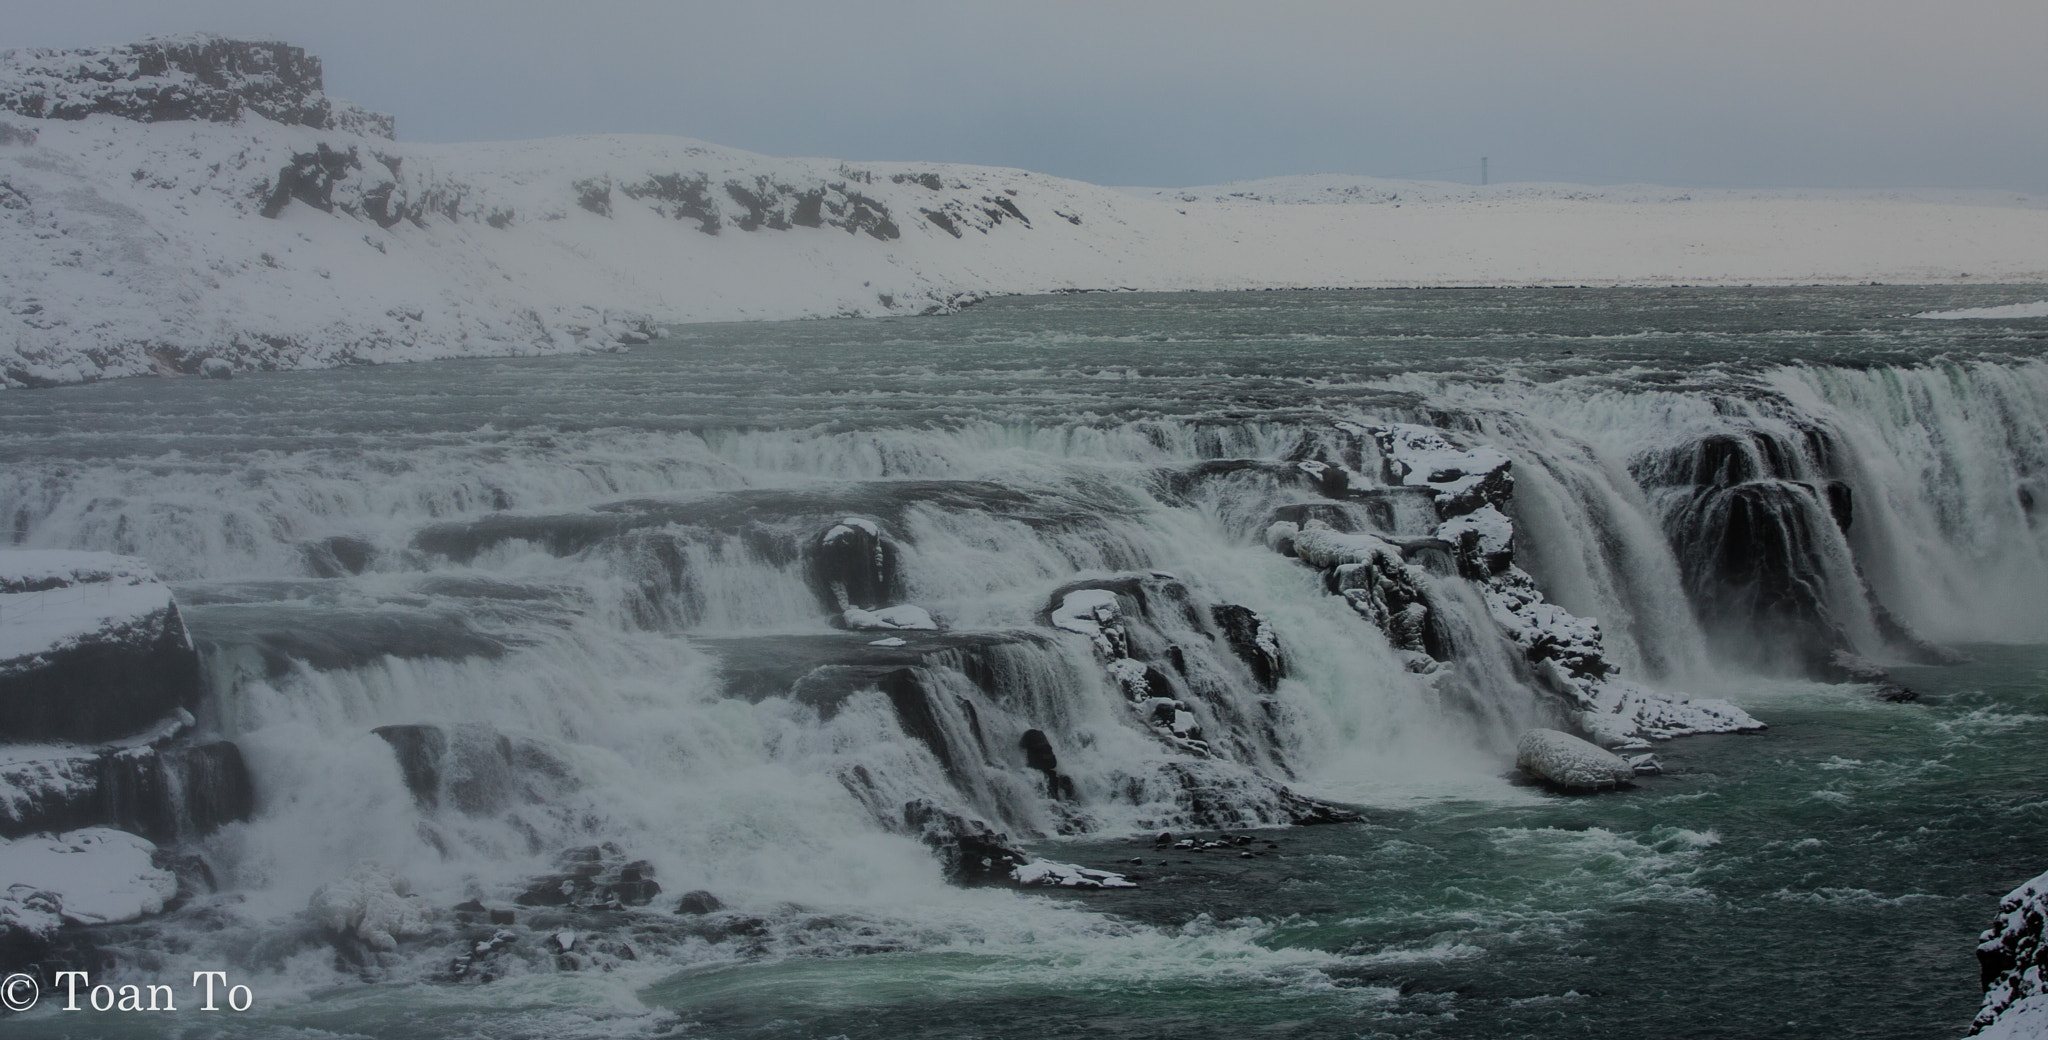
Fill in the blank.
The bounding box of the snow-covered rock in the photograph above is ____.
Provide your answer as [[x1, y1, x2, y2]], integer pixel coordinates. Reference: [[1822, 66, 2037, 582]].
[[308, 861, 432, 952], [1370, 423, 1515, 520], [1011, 859, 1136, 889], [1514, 729, 1636, 790], [3, 36, 2046, 389], [1578, 678, 1761, 746], [0, 551, 203, 743], [1049, 588, 1126, 656], [1976, 868, 2048, 1037], [0, 729, 253, 840], [840, 604, 939, 631], [0, 827, 178, 926]]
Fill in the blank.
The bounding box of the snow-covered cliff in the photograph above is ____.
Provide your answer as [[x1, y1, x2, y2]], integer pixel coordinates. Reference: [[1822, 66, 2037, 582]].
[[3, 35, 2046, 389]]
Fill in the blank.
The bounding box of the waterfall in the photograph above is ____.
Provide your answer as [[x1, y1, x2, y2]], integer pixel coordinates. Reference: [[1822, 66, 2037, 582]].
[[9, 344, 2048, 989]]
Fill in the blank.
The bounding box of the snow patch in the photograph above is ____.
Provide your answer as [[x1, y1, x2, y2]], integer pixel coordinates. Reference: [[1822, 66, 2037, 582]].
[[0, 550, 179, 665]]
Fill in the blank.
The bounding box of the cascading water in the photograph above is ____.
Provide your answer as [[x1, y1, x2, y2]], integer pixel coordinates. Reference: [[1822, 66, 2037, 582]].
[[4, 286, 2048, 1038]]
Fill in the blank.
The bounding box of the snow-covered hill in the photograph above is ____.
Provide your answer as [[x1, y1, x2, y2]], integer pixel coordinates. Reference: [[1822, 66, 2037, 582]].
[[4, 36, 2047, 389]]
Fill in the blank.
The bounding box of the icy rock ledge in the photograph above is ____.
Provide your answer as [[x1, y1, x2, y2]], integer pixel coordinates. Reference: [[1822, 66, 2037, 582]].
[[1011, 859, 1135, 889], [840, 604, 939, 631], [1975, 867, 2048, 1037], [0, 827, 178, 926], [0, 550, 203, 743], [1515, 729, 1637, 790]]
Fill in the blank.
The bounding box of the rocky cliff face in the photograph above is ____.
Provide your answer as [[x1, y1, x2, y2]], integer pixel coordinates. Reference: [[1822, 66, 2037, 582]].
[[0, 35, 392, 138]]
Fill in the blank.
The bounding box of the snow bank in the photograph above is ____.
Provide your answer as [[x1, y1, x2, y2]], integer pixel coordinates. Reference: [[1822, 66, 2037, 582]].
[[0, 560, 174, 664], [3, 36, 2046, 389], [1514, 729, 1636, 790], [1920, 300, 2048, 320], [0, 826, 177, 925]]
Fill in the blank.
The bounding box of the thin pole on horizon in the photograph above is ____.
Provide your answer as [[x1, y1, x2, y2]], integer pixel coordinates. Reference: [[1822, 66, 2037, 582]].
[[1481, 157, 1488, 186]]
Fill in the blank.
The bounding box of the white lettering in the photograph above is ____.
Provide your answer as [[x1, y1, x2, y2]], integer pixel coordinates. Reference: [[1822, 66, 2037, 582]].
[[54, 971, 88, 1011], [192, 971, 225, 1011]]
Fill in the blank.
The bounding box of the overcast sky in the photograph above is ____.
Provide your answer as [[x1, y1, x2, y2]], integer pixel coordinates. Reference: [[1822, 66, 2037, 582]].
[[8, 1, 2045, 191]]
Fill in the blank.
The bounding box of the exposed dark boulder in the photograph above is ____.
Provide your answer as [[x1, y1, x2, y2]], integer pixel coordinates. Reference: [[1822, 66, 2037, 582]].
[[515, 845, 662, 909], [808, 516, 901, 612], [674, 890, 723, 915], [1018, 728, 1076, 801], [902, 799, 1032, 885]]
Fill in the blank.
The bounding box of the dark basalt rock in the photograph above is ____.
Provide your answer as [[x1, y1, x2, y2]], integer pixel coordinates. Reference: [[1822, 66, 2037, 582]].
[[674, 890, 723, 915], [1018, 728, 1076, 801], [1209, 604, 1285, 690], [808, 517, 901, 613], [615, 172, 900, 240], [302, 535, 377, 578], [515, 845, 661, 909], [261, 143, 359, 218], [0, 36, 393, 137], [1153, 459, 1354, 503], [0, 607, 202, 746], [372, 723, 577, 815], [902, 799, 1031, 885], [1144, 761, 1362, 828]]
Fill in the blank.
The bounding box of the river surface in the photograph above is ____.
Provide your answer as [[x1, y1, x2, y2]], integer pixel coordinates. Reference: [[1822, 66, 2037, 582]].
[[4, 286, 2047, 1039]]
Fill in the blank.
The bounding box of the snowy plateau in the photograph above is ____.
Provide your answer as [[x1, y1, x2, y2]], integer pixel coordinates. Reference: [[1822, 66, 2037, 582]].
[[4, 35, 2048, 388]]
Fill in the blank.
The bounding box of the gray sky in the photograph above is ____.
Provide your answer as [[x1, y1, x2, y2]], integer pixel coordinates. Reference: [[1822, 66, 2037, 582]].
[[8, 1, 2046, 191]]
